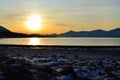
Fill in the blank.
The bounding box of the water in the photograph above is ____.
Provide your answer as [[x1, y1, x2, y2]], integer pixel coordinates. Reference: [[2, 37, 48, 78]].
[[0, 37, 120, 46]]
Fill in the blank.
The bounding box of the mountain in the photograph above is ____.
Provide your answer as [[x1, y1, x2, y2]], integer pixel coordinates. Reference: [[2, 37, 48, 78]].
[[0, 26, 11, 33], [0, 26, 31, 38], [0, 25, 120, 37], [109, 28, 120, 34], [59, 28, 120, 37], [0, 26, 51, 38]]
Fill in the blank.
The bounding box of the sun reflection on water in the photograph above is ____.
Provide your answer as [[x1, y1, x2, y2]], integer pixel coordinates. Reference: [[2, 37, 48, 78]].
[[29, 38, 40, 45]]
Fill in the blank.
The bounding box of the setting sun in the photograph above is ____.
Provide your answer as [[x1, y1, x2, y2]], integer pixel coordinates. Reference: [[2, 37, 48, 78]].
[[26, 14, 42, 31]]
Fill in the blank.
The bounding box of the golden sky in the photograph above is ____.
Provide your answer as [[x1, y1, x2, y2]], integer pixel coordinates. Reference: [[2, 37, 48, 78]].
[[0, 0, 120, 34]]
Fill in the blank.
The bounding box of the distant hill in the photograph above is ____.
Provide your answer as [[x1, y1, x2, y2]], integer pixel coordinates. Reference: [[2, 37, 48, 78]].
[[0, 26, 51, 38], [0, 26, 29, 38], [0, 25, 120, 37], [0, 26, 11, 33], [0, 26, 30, 38], [59, 28, 120, 37]]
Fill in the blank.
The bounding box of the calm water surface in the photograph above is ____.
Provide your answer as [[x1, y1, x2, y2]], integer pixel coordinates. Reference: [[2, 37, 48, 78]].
[[0, 37, 120, 46]]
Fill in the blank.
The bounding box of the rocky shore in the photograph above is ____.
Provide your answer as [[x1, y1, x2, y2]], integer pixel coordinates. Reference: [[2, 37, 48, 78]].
[[0, 46, 120, 80]]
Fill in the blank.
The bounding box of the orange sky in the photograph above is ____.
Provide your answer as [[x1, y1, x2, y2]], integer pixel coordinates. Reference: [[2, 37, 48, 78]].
[[0, 0, 120, 34]]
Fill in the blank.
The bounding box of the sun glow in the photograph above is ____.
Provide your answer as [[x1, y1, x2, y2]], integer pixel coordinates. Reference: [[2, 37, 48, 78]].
[[29, 38, 40, 45], [26, 14, 42, 31]]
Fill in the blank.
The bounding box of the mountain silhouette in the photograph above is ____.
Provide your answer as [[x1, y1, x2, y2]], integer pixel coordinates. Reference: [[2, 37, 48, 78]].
[[59, 28, 120, 37], [0, 26, 11, 33], [109, 28, 120, 34], [0, 25, 120, 37], [0, 26, 30, 38], [0, 26, 50, 38]]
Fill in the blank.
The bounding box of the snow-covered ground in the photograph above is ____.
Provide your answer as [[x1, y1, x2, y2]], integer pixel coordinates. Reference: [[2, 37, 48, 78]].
[[0, 46, 120, 80]]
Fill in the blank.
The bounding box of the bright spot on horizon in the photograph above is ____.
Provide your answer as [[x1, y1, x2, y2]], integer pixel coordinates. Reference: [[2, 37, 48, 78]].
[[29, 38, 40, 45], [26, 14, 42, 31]]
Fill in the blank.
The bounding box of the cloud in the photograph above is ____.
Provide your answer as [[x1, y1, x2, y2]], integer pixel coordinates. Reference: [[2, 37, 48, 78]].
[[0, 11, 31, 23], [56, 23, 77, 28], [56, 23, 71, 27]]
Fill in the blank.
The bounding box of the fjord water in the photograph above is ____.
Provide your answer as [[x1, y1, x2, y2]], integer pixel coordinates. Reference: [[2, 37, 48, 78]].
[[0, 37, 120, 46]]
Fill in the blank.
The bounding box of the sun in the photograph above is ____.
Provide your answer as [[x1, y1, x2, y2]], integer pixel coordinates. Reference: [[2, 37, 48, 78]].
[[26, 14, 42, 31]]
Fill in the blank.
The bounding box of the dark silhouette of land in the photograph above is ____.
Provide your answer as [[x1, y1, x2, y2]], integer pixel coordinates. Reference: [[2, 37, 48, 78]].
[[59, 28, 120, 37], [0, 25, 120, 38], [0, 26, 51, 38]]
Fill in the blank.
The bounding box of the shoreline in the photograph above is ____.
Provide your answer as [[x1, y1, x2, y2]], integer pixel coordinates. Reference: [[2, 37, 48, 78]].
[[0, 44, 120, 47], [0, 45, 120, 57]]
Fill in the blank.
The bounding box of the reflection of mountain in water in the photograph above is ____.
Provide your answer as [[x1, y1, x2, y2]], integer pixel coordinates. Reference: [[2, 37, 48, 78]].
[[0, 25, 120, 37]]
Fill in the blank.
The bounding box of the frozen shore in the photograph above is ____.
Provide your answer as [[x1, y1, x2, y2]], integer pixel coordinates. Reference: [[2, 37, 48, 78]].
[[0, 45, 120, 80]]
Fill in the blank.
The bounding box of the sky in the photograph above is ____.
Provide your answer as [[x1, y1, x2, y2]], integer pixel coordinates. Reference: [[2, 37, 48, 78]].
[[0, 0, 120, 34]]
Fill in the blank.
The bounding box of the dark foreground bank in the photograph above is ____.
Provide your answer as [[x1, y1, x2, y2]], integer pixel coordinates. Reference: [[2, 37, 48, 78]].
[[0, 45, 120, 80]]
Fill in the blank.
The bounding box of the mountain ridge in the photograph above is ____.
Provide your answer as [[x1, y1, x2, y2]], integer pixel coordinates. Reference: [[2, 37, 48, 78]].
[[0, 25, 120, 37], [0, 26, 11, 33], [59, 28, 120, 37]]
